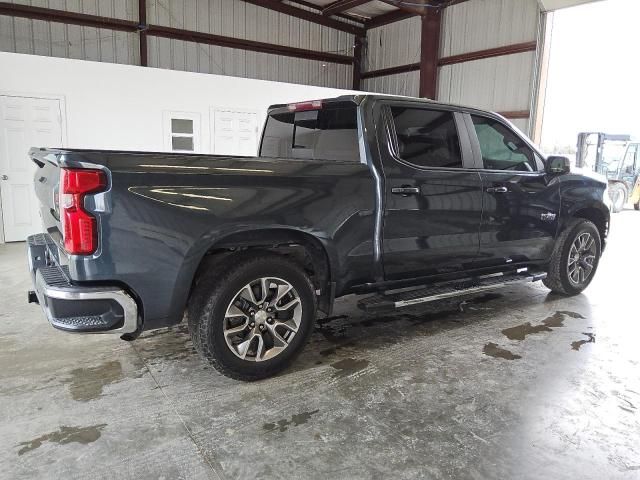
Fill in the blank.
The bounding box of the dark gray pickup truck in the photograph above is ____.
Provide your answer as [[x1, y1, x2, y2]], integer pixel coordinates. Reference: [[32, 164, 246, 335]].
[[27, 94, 610, 380]]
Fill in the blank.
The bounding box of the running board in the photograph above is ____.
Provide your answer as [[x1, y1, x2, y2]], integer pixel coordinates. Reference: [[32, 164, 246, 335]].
[[357, 270, 547, 313]]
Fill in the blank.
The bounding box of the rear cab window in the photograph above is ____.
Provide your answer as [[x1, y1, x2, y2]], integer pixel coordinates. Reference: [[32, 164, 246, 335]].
[[260, 104, 360, 162]]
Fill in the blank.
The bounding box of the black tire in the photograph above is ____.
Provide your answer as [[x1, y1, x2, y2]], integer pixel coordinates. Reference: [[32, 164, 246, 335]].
[[609, 183, 627, 213], [187, 251, 317, 381], [543, 219, 601, 296], [635, 201, 639, 211]]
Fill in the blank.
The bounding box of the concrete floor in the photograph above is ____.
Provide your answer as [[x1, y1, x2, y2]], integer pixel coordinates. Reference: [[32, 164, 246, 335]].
[[1, 212, 639, 480]]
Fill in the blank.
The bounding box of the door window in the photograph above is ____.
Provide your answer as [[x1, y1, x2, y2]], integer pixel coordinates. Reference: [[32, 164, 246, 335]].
[[389, 107, 462, 168], [471, 115, 539, 172]]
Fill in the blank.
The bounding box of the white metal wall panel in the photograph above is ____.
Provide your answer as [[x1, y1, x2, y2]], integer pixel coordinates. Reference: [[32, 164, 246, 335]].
[[365, 16, 421, 72], [362, 71, 419, 97], [145, 0, 354, 88], [438, 52, 536, 112], [441, 0, 539, 57], [0, 0, 139, 64]]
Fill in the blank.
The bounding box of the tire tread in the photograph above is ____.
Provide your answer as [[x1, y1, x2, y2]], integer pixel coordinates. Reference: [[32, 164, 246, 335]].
[[187, 251, 316, 381]]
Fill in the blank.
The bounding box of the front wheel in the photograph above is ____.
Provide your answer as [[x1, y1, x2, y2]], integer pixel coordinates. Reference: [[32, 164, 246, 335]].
[[543, 219, 602, 296], [609, 183, 627, 213], [187, 252, 317, 381]]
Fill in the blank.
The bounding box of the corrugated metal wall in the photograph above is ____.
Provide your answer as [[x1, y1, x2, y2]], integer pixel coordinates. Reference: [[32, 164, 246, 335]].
[[362, 16, 421, 96], [360, 0, 541, 134], [147, 0, 353, 88], [440, 0, 539, 57], [0, 0, 139, 64], [0, 0, 542, 129], [0, 0, 354, 89], [438, 0, 541, 133]]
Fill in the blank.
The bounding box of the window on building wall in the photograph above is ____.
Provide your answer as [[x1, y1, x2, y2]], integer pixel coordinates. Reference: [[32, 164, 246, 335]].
[[164, 112, 200, 152], [171, 119, 194, 151]]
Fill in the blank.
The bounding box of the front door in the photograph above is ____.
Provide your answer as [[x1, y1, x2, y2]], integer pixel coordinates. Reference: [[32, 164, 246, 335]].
[[468, 114, 560, 266], [380, 104, 483, 281], [0, 96, 63, 242]]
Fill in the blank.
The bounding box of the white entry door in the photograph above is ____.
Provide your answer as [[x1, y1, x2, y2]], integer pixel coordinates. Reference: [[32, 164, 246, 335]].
[[0, 96, 63, 242], [212, 109, 258, 156]]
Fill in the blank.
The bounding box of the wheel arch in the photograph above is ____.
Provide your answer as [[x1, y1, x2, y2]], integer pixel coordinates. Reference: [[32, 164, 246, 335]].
[[570, 205, 609, 247], [189, 227, 337, 315]]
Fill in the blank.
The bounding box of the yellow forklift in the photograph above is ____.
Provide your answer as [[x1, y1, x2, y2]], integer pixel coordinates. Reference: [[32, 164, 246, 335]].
[[576, 132, 640, 212]]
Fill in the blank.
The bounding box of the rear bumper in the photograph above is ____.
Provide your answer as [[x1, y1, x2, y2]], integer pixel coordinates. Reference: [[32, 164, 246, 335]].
[[27, 234, 138, 334]]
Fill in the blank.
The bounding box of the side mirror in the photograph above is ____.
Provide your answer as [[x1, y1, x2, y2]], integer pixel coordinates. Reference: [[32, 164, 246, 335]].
[[546, 155, 571, 175]]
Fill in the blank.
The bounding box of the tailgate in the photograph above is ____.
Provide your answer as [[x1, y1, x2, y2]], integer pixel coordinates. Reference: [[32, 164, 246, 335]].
[[30, 148, 63, 249]]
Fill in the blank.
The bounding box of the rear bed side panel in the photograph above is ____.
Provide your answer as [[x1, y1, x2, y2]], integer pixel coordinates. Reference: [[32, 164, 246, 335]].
[[60, 152, 375, 329]]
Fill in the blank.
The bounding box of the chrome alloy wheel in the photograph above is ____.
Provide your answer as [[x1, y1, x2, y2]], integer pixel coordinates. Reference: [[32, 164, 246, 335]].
[[223, 277, 302, 362], [567, 232, 597, 286]]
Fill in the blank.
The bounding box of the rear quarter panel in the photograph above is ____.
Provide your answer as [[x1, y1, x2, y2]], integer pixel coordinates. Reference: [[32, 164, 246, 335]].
[[65, 152, 375, 329]]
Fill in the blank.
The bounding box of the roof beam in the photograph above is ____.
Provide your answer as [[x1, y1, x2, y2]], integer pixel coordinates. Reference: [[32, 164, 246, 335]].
[[238, 0, 365, 35], [361, 62, 419, 79], [146, 25, 354, 65], [364, 9, 416, 29], [0, 2, 355, 66], [287, 0, 366, 24], [365, 0, 472, 29], [379, 0, 433, 16], [0, 1, 138, 31], [498, 110, 530, 120], [438, 41, 538, 66], [322, 0, 372, 16]]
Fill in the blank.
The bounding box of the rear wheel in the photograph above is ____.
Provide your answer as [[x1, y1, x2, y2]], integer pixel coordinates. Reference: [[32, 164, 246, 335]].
[[635, 201, 639, 211], [543, 219, 601, 295], [609, 183, 627, 213], [187, 252, 317, 381]]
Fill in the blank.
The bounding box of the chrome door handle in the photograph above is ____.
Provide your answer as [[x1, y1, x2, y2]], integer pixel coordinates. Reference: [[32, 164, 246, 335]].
[[1, 175, 8, 181], [391, 186, 420, 196], [486, 186, 508, 193]]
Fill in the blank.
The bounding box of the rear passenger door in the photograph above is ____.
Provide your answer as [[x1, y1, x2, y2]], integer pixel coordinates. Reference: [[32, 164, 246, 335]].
[[467, 114, 560, 266], [380, 103, 483, 281]]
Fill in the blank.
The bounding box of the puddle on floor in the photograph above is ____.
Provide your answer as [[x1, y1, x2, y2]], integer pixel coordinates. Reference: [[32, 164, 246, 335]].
[[571, 332, 596, 351], [263, 409, 320, 433], [66, 361, 126, 402], [17, 424, 107, 456], [502, 310, 586, 341], [483, 342, 522, 360]]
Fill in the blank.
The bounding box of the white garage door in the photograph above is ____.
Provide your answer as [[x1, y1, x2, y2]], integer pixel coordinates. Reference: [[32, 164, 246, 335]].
[[0, 96, 63, 242], [212, 109, 259, 157]]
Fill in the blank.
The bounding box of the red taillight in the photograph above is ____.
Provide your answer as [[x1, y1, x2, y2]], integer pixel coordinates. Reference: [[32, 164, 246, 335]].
[[59, 169, 107, 255], [287, 100, 323, 112]]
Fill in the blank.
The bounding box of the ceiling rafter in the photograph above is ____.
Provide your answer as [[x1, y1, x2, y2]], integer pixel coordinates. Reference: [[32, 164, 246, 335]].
[[287, 0, 366, 24], [237, 0, 365, 35], [322, 0, 373, 17]]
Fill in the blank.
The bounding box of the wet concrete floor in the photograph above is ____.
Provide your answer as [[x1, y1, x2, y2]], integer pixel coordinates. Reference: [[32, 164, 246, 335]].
[[1, 210, 639, 479]]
